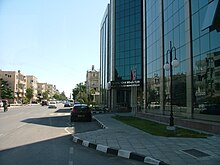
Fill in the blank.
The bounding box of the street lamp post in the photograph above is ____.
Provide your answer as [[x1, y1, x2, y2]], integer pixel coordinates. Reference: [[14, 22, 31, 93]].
[[164, 41, 179, 130]]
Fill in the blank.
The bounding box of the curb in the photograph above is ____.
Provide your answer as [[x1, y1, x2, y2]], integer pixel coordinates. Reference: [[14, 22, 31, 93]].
[[72, 136, 169, 165], [93, 116, 108, 129], [72, 116, 169, 165]]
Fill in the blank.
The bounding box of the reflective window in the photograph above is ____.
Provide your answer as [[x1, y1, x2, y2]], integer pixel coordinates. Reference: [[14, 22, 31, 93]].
[[115, 0, 142, 81], [210, 30, 220, 50], [192, 13, 200, 40], [201, 0, 219, 31], [200, 33, 210, 54], [191, 0, 220, 116]]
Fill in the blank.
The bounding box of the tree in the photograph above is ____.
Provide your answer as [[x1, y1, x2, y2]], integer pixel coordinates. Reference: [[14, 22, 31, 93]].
[[25, 88, 34, 103], [0, 78, 14, 99], [88, 88, 95, 104], [42, 90, 49, 100], [53, 91, 67, 100], [60, 91, 67, 100], [53, 93, 60, 100], [72, 82, 88, 103]]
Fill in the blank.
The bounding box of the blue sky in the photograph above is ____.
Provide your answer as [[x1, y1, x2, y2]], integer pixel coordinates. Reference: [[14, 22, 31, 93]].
[[0, 0, 109, 97]]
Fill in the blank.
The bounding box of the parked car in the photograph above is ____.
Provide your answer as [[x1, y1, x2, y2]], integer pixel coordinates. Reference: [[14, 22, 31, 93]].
[[199, 103, 220, 115], [48, 101, 57, 109], [148, 102, 160, 109], [64, 101, 71, 107], [70, 104, 92, 122], [41, 100, 48, 106]]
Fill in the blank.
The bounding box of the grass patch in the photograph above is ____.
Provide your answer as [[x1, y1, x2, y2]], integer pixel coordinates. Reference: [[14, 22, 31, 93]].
[[112, 115, 210, 138]]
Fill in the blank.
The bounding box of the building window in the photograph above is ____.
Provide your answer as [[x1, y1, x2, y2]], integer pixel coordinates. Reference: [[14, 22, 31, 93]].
[[202, 0, 220, 31]]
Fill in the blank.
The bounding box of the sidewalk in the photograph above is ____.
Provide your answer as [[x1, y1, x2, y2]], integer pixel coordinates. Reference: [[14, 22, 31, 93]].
[[72, 113, 220, 165]]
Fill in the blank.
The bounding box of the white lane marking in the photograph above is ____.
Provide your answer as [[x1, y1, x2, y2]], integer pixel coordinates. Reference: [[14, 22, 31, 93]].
[[69, 147, 74, 165], [69, 147, 74, 154]]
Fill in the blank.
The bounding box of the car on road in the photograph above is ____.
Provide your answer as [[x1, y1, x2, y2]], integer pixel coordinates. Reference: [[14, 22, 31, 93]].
[[48, 101, 57, 109], [41, 100, 48, 106], [64, 101, 71, 107], [70, 104, 92, 122]]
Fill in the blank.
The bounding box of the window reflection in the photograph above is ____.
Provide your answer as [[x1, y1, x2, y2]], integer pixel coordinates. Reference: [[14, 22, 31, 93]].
[[115, 0, 142, 81], [193, 51, 220, 115]]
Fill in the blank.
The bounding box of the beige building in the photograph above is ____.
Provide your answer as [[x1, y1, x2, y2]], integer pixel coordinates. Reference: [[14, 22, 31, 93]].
[[37, 83, 59, 100], [1, 69, 60, 103], [37, 83, 47, 99], [26, 75, 38, 101], [86, 65, 100, 104], [46, 84, 54, 98], [0, 70, 27, 103]]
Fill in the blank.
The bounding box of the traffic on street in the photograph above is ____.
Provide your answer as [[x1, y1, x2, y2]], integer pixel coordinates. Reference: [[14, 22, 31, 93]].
[[0, 104, 145, 165]]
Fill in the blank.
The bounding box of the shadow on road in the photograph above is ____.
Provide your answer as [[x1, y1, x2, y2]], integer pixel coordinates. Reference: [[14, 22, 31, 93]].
[[0, 135, 72, 165], [21, 115, 102, 133], [21, 115, 70, 127], [55, 108, 71, 113]]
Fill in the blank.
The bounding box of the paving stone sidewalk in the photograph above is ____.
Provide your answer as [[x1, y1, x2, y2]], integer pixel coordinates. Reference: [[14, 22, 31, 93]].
[[73, 113, 220, 165]]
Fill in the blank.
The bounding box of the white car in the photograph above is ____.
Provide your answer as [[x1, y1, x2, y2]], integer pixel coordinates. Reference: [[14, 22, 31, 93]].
[[48, 101, 57, 108]]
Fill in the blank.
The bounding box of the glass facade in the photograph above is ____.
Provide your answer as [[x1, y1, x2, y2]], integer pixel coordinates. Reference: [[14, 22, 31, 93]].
[[115, 0, 143, 81], [146, 0, 161, 111], [100, 5, 110, 107], [191, 0, 220, 117], [163, 0, 187, 113], [113, 0, 143, 108], [100, 0, 220, 120]]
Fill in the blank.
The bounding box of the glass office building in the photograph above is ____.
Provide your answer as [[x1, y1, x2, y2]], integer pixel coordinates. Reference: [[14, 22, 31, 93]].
[[100, 0, 143, 111], [100, 0, 220, 122], [100, 4, 111, 108]]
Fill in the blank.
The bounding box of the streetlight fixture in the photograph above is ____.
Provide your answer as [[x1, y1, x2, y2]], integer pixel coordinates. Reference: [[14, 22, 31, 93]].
[[164, 41, 179, 130]]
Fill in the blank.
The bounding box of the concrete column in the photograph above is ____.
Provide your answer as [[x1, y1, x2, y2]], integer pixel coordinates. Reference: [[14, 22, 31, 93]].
[[111, 88, 117, 111], [185, 0, 193, 118], [142, 0, 146, 111], [160, 0, 165, 115], [131, 86, 137, 115]]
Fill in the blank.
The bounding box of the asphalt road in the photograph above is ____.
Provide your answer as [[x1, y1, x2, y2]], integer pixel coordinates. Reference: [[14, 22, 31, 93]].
[[0, 104, 144, 165]]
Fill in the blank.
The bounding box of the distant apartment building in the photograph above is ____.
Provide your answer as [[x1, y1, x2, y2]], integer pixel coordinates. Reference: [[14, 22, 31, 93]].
[[37, 83, 47, 98], [46, 84, 56, 98], [86, 65, 100, 103], [0, 68, 60, 102], [26, 75, 38, 101], [0, 70, 27, 103], [37, 83, 59, 100]]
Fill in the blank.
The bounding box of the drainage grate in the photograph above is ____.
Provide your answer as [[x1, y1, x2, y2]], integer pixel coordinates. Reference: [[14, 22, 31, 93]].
[[182, 149, 210, 158]]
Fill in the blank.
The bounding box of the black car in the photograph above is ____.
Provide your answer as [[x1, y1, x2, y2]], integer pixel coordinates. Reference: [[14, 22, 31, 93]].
[[64, 101, 71, 107], [41, 100, 48, 106], [70, 104, 92, 122]]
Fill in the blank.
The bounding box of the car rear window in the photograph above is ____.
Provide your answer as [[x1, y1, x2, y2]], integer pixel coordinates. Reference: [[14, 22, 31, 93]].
[[74, 106, 89, 111]]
